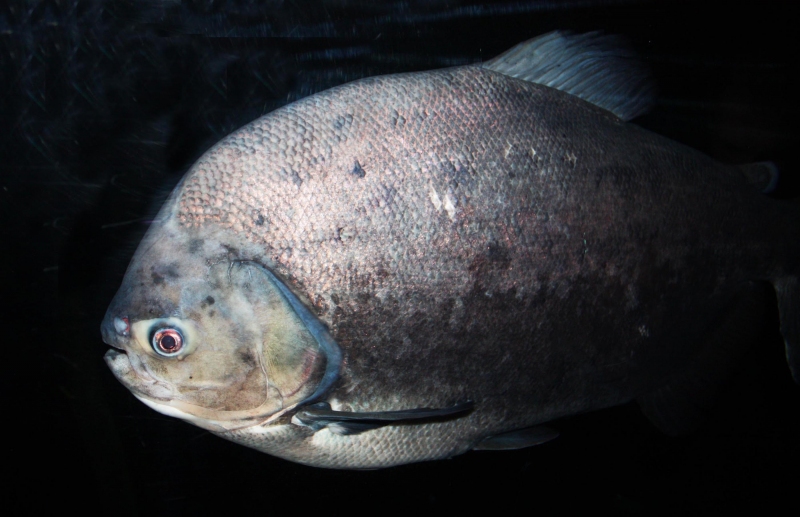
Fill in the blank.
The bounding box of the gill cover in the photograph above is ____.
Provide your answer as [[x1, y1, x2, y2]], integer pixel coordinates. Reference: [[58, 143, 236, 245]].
[[242, 262, 342, 405]]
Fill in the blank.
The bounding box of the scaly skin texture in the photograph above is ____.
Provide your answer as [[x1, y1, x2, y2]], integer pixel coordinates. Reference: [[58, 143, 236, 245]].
[[104, 65, 795, 468]]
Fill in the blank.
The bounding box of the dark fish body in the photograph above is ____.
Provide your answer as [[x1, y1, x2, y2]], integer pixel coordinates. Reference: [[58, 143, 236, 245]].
[[102, 33, 799, 468]]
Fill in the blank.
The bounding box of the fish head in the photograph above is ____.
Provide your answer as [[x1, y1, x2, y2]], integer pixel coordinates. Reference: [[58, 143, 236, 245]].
[[101, 216, 337, 432]]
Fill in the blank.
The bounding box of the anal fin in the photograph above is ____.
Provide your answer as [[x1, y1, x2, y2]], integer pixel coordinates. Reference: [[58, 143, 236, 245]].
[[738, 162, 779, 193], [473, 426, 559, 451]]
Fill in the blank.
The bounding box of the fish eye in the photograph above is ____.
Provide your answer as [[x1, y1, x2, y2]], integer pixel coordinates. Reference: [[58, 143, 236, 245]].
[[151, 327, 184, 357]]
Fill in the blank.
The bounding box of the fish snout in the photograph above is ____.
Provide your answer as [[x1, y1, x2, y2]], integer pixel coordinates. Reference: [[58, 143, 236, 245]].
[[101, 312, 131, 350]]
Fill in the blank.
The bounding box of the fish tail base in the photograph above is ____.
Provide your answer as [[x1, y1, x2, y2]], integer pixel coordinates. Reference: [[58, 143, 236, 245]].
[[637, 283, 768, 435]]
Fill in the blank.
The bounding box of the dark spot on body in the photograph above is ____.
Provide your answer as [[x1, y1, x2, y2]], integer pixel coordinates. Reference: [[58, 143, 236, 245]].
[[206, 296, 215, 305], [333, 114, 353, 130], [222, 245, 240, 258], [208, 310, 215, 318], [351, 159, 366, 178], [313, 295, 329, 316], [445, 164, 474, 190], [255, 213, 265, 226], [188, 239, 203, 254], [238, 349, 256, 368], [468, 241, 512, 282], [440, 159, 457, 176], [290, 169, 303, 187], [331, 293, 340, 305], [151, 264, 181, 285], [486, 242, 511, 266], [391, 110, 406, 127]]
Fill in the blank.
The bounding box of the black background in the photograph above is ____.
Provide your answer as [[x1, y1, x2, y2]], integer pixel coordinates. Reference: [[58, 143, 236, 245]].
[[2, 1, 798, 515]]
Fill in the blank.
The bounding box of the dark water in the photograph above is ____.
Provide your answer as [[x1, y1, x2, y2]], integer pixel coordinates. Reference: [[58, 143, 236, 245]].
[[2, 1, 798, 515]]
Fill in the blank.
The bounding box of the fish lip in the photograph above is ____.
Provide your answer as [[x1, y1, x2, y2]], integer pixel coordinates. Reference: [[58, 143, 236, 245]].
[[103, 347, 127, 363], [104, 348, 136, 383]]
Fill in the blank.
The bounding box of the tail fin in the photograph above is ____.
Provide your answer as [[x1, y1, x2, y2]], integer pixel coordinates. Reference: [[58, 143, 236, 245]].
[[775, 277, 800, 382]]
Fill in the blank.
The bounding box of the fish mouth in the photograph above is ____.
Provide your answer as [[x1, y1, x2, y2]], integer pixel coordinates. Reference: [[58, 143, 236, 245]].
[[103, 348, 129, 371], [103, 348, 175, 402], [105, 341, 125, 351]]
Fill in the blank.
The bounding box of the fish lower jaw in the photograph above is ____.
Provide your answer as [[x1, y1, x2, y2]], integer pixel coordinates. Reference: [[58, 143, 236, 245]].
[[104, 347, 298, 432], [133, 395, 230, 432], [132, 394, 293, 433], [103, 348, 175, 401]]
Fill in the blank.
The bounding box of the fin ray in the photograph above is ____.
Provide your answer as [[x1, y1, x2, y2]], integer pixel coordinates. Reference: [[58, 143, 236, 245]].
[[482, 31, 654, 121], [473, 426, 559, 451], [294, 401, 474, 435]]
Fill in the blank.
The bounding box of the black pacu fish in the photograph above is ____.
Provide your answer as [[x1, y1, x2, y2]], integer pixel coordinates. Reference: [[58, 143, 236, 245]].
[[101, 32, 799, 468]]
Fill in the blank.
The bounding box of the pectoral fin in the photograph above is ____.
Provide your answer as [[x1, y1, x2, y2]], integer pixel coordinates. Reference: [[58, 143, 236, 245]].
[[473, 426, 559, 451], [293, 401, 474, 435]]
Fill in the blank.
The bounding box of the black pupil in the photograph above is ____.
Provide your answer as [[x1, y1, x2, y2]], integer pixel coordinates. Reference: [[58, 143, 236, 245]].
[[161, 334, 177, 351]]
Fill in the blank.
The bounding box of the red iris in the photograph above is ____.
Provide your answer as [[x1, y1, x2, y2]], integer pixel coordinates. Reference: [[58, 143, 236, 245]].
[[153, 328, 183, 355]]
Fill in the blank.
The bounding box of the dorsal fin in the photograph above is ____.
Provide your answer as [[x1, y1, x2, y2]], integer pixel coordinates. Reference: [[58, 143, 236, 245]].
[[482, 31, 654, 121]]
